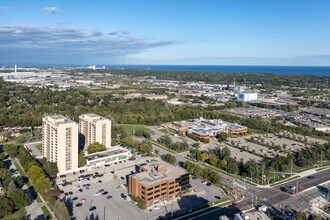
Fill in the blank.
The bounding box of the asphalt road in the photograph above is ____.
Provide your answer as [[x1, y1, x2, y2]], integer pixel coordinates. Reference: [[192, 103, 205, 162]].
[[274, 169, 330, 195]]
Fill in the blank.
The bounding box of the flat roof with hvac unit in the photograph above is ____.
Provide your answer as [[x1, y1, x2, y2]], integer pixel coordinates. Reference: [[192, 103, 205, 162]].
[[85, 146, 131, 167]]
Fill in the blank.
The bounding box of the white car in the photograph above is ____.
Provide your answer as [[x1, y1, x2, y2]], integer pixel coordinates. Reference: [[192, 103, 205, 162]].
[[290, 186, 296, 190], [202, 181, 207, 185], [153, 205, 160, 210], [95, 192, 101, 196]]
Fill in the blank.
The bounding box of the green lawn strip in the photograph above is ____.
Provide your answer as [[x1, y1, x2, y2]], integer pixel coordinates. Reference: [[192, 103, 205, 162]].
[[316, 166, 330, 172], [158, 128, 169, 134], [14, 162, 25, 176], [41, 205, 52, 219], [1, 207, 26, 220], [36, 195, 43, 203], [178, 201, 231, 220], [151, 140, 177, 153], [121, 124, 154, 136], [271, 176, 300, 186]]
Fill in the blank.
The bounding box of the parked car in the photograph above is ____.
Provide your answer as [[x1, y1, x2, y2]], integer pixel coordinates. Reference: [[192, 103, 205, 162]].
[[79, 189, 83, 192], [76, 203, 82, 207], [102, 191, 108, 195], [202, 181, 207, 184], [153, 206, 160, 210], [89, 206, 96, 211], [95, 192, 101, 196], [107, 195, 113, 199], [72, 197, 78, 200], [80, 199, 86, 203]]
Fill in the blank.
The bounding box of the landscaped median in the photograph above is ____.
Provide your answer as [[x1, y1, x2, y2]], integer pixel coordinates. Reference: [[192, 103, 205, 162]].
[[174, 198, 231, 220], [151, 140, 177, 154]]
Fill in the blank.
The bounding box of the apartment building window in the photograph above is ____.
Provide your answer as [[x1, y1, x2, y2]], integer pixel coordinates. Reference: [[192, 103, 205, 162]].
[[147, 192, 153, 196], [154, 190, 160, 193], [161, 187, 166, 191], [161, 183, 166, 186], [154, 185, 160, 189]]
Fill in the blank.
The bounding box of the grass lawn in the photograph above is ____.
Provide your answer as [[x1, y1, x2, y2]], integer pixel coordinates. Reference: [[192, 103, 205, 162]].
[[41, 206, 52, 220], [91, 88, 153, 94], [36, 144, 42, 152], [14, 162, 25, 176], [158, 128, 169, 134], [121, 124, 153, 136], [2, 208, 26, 220], [36, 195, 42, 203]]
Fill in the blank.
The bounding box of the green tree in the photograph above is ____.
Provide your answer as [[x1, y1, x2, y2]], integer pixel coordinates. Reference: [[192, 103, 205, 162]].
[[0, 152, 5, 160], [7, 180, 17, 193], [43, 161, 59, 178], [8, 188, 30, 209], [87, 142, 107, 154], [0, 168, 10, 180], [53, 200, 70, 220], [200, 152, 208, 162], [161, 154, 177, 165], [3, 144, 19, 158], [78, 153, 87, 167], [35, 177, 52, 193], [0, 197, 14, 218], [218, 132, 229, 143], [227, 163, 239, 174]]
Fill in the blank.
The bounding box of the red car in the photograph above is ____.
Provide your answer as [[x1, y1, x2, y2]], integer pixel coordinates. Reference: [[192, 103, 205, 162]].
[[232, 203, 238, 207]]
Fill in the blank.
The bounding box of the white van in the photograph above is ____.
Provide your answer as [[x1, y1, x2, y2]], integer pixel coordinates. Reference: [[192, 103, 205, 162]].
[[240, 212, 250, 220]]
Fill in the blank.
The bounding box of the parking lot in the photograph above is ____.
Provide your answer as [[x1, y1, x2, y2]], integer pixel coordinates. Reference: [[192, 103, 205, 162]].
[[261, 134, 309, 152], [222, 144, 262, 162], [56, 154, 155, 188], [234, 137, 286, 158], [59, 166, 226, 220]]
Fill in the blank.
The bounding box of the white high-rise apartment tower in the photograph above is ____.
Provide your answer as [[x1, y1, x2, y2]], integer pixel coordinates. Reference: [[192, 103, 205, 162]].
[[79, 113, 111, 149], [42, 115, 78, 173]]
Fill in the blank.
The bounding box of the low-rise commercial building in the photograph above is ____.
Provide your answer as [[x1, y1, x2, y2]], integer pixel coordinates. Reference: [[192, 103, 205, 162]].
[[128, 163, 190, 208], [85, 147, 132, 167]]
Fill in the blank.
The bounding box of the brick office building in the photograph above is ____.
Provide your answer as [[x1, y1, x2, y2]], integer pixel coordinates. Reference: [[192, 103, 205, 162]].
[[128, 163, 190, 208]]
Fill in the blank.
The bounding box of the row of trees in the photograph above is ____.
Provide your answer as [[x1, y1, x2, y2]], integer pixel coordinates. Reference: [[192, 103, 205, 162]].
[[3, 144, 70, 219], [184, 161, 221, 184], [0, 151, 30, 218], [72, 68, 330, 88], [192, 141, 330, 183], [161, 153, 177, 165], [121, 138, 153, 156], [158, 135, 190, 152]]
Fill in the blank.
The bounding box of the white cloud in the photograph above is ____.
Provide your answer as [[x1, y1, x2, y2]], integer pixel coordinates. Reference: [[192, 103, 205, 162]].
[[0, 25, 177, 64], [0, 5, 11, 10], [108, 30, 130, 36], [43, 7, 61, 14]]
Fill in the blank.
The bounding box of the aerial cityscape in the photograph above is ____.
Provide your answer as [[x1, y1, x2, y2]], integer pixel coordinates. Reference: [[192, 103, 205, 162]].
[[0, 1, 329, 220]]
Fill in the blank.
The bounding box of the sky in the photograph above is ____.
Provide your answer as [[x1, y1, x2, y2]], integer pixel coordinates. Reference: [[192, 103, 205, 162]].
[[0, 0, 330, 66]]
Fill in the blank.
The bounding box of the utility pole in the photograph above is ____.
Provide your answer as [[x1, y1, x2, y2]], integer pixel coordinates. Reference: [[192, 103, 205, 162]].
[[291, 159, 293, 177], [296, 181, 299, 196], [251, 193, 254, 207]]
